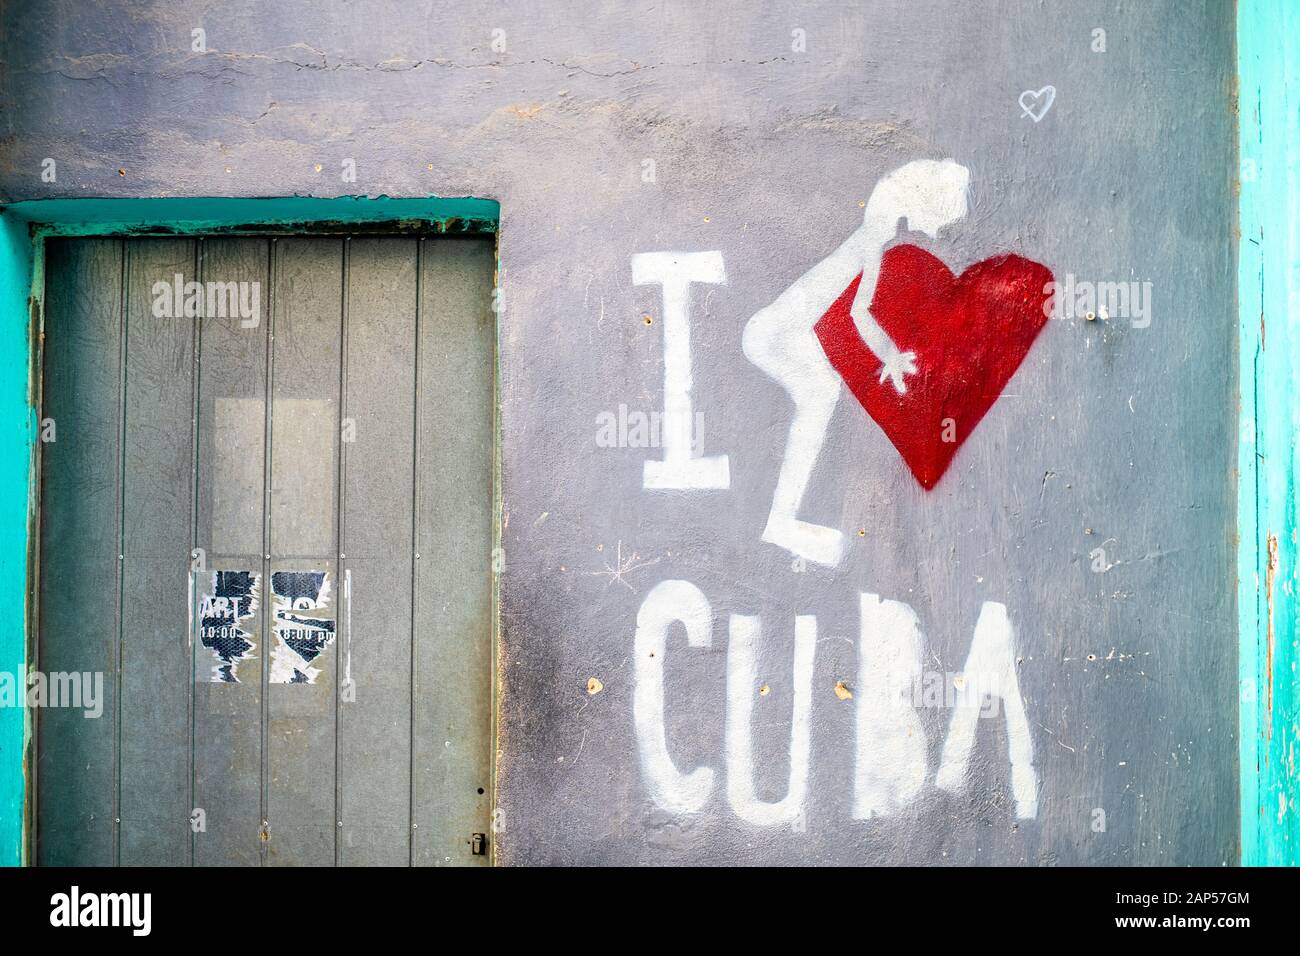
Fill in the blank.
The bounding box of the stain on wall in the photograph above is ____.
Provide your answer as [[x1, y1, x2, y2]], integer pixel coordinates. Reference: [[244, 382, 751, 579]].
[[0, 0, 1238, 864]]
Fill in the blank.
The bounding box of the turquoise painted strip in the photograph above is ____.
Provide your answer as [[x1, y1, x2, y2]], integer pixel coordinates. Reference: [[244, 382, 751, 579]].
[[0, 216, 33, 867], [1, 195, 498, 231], [1239, 0, 1300, 867]]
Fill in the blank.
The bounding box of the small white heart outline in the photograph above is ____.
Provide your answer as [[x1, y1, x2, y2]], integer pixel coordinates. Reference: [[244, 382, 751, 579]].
[[1018, 85, 1056, 122]]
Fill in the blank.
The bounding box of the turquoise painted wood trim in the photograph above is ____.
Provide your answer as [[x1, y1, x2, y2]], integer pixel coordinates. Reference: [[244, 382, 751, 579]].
[[0, 216, 34, 867], [0, 195, 497, 866], [1239, 0, 1300, 867], [1, 195, 498, 232]]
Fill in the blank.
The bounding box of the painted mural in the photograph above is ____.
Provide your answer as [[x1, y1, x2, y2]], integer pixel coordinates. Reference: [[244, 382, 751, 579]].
[[630, 159, 1052, 826]]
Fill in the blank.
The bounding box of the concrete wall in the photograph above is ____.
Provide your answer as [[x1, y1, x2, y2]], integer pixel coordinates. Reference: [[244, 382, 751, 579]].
[[1, 0, 1238, 864]]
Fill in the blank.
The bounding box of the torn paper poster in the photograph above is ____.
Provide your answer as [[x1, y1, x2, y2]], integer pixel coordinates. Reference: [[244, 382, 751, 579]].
[[199, 571, 259, 683], [270, 570, 336, 685]]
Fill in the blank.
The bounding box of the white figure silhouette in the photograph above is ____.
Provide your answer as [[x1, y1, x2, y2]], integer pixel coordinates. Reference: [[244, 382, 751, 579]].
[[742, 159, 971, 567]]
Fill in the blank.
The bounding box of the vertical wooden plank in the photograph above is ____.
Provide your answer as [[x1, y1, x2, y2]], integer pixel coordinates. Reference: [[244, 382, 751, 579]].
[[412, 236, 495, 866], [338, 237, 417, 866], [1239, 0, 1300, 867], [193, 237, 268, 865], [118, 238, 195, 864], [36, 238, 123, 866], [265, 237, 341, 866]]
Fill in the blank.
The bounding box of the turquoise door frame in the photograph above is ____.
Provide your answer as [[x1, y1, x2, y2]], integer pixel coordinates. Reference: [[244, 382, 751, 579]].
[[0, 211, 34, 866], [1238, 0, 1300, 867], [0, 196, 497, 865]]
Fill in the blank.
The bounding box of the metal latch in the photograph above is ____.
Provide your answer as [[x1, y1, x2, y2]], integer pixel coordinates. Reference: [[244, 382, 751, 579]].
[[471, 833, 487, 856]]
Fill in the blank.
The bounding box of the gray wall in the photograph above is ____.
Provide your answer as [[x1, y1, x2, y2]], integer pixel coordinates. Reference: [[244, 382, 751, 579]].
[[1, 0, 1238, 865]]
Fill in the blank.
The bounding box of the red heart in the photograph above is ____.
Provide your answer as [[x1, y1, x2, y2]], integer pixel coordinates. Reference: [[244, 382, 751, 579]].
[[815, 244, 1053, 489]]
